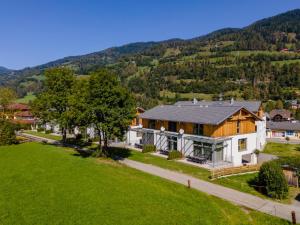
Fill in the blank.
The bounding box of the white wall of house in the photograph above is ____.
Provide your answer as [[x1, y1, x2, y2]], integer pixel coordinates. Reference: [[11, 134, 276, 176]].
[[256, 117, 266, 150], [228, 132, 257, 166]]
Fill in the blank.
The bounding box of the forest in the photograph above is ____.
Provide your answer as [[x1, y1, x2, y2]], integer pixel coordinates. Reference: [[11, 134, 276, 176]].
[[1, 9, 300, 109]]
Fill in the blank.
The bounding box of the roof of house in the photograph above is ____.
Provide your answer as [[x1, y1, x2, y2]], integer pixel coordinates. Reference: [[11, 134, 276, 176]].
[[7, 103, 30, 111], [269, 109, 291, 119], [14, 111, 33, 117], [140, 105, 260, 125], [174, 100, 261, 112], [267, 121, 300, 131]]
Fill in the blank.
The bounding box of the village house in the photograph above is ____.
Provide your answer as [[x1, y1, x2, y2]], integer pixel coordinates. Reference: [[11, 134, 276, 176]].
[[266, 121, 300, 139], [127, 99, 266, 167], [269, 109, 292, 122]]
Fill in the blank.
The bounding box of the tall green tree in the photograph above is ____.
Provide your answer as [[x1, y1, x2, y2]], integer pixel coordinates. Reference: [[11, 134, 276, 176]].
[[80, 69, 135, 155], [275, 99, 284, 109], [32, 68, 75, 143], [0, 87, 17, 118]]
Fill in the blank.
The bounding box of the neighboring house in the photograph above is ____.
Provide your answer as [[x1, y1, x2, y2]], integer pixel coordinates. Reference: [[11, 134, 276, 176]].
[[269, 109, 292, 122], [266, 121, 300, 138], [127, 100, 266, 167], [6, 103, 36, 127]]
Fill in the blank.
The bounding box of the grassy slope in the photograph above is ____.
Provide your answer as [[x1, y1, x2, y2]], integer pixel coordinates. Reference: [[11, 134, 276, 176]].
[[16, 92, 36, 104], [263, 142, 300, 157], [0, 143, 291, 225]]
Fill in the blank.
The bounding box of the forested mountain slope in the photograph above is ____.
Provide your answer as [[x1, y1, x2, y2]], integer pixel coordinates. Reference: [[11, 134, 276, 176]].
[[2, 9, 300, 108]]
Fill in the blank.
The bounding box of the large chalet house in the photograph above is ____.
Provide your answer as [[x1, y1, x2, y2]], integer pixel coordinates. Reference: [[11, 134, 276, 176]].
[[127, 99, 266, 167]]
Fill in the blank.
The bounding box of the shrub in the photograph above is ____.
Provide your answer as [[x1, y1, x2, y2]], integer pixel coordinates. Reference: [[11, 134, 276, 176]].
[[45, 130, 52, 134], [0, 120, 17, 145], [142, 144, 156, 153], [168, 150, 182, 160], [254, 149, 260, 155], [37, 127, 44, 132], [285, 136, 290, 141], [258, 161, 288, 199]]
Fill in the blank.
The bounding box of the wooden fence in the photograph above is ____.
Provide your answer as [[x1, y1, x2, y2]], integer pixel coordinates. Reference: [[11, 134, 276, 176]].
[[211, 164, 260, 179]]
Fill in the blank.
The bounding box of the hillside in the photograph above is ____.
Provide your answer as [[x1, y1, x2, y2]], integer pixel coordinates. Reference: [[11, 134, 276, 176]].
[[0, 66, 11, 75], [2, 9, 300, 108]]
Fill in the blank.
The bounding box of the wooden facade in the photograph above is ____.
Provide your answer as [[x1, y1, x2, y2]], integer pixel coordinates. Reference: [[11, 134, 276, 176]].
[[142, 108, 259, 138], [131, 107, 145, 126]]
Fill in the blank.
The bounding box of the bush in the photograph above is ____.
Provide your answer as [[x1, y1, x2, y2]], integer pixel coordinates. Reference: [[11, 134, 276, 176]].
[[0, 120, 17, 146], [168, 150, 182, 160], [37, 127, 44, 132], [45, 130, 52, 134], [142, 144, 156, 153], [258, 161, 288, 199]]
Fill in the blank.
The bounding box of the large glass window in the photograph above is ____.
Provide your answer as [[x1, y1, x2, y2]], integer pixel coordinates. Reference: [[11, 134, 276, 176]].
[[193, 141, 212, 161], [193, 124, 204, 136], [168, 121, 177, 132], [238, 138, 247, 152]]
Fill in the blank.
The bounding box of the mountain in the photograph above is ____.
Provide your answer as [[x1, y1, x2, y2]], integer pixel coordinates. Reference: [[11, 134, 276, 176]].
[[2, 9, 300, 108], [0, 66, 11, 75]]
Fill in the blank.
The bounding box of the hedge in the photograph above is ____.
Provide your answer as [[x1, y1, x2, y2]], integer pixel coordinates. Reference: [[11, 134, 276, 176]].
[[258, 161, 288, 199], [168, 150, 182, 160], [0, 120, 17, 146], [142, 144, 156, 153]]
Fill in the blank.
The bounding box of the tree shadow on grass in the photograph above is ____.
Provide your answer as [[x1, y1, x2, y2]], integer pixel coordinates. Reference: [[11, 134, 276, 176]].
[[107, 147, 132, 160], [295, 146, 300, 152]]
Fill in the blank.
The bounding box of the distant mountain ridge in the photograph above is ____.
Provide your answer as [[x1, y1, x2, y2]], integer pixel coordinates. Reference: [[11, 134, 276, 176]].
[[2, 8, 300, 105], [0, 66, 11, 75]]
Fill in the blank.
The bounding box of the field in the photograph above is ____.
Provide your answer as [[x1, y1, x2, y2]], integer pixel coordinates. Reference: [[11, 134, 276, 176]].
[[263, 142, 300, 157], [16, 92, 36, 104], [0, 142, 291, 225]]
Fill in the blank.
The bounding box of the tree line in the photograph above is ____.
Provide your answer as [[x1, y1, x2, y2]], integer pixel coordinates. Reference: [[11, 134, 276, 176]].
[[32, 68, 136, 156]]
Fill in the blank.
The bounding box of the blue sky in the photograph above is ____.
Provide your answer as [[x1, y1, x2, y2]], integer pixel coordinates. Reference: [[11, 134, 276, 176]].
[[1, 0, 299, 69]]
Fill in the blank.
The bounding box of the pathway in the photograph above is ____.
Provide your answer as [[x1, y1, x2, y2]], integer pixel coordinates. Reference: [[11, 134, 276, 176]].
[[120, 158, 300, 222]]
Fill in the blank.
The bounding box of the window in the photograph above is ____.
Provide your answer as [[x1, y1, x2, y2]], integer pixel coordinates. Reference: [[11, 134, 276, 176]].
[[168, 121, 177, 132], [167, 136, 177, 151], [237, 120, 240, 134], [286, 130, 294, 136], [238, 138, 247, 152], [148, 120, 156, 129], [193, 124, 204, 136]]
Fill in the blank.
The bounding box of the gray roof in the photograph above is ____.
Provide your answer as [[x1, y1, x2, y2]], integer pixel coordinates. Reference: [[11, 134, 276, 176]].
[[174, 100, 261, 112], [269, 109, 291, 119], [267, 121, 300, 131], [140, 105, 258, 125]]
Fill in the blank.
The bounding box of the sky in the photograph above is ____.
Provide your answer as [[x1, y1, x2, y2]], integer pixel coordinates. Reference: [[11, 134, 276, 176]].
[[1, 0, 299, 69]]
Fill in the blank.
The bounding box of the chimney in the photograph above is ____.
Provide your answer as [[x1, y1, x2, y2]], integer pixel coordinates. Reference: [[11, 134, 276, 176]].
[[230, 97, 234, 105], [219, 93, 223, 101]]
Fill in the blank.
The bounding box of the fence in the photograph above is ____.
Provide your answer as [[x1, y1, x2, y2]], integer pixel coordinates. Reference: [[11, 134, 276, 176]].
[[211, 164, 260, 179]]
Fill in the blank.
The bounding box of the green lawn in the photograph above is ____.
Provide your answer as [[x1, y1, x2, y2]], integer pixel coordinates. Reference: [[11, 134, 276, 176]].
[[23, 130, 62, 141], [121, 150, 298, 203], [16, 92, 36, 104], [0, 143, 290, 225], [263, 142, 300, 158]]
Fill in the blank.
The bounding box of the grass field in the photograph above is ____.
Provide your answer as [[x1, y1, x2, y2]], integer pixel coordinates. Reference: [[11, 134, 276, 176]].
[[0, 142, 291, 225], [263, 142, 300, 158], [16, 92, 36, 104]]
